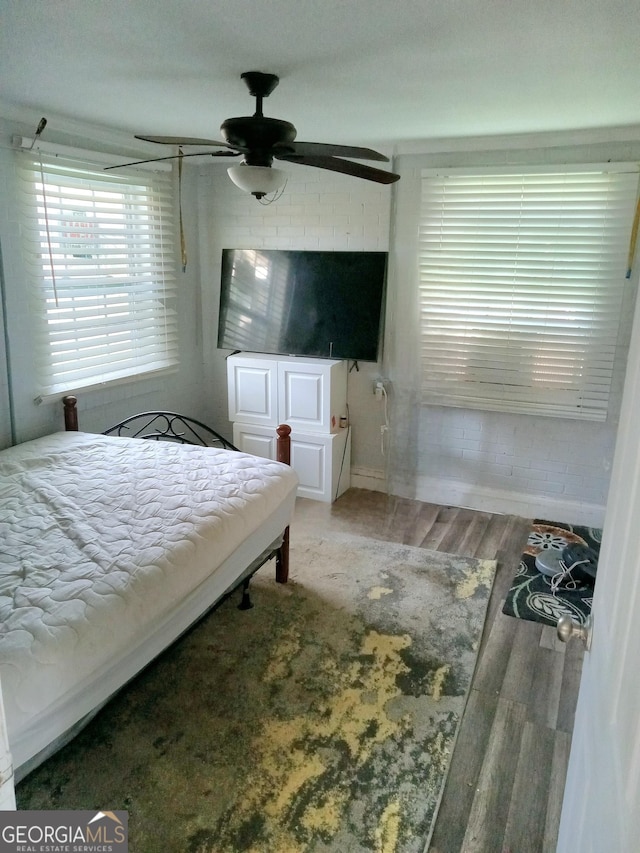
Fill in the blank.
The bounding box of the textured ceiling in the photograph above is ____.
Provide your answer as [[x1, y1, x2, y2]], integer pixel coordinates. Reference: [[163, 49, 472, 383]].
[[1, 0, 639, 149]]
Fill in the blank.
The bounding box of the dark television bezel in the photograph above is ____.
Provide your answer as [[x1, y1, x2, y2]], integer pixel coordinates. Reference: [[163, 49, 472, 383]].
[[217, 248, 388, 362]]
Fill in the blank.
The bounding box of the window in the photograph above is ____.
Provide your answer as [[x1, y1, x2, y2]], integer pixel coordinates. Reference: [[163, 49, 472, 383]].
[[419, 167, 639, 420], [18, 152, 177, 398]]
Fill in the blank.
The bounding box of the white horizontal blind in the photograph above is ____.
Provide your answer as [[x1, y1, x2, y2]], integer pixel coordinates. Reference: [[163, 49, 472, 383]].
[[17, 152, 178, 397], [419, 168, 639, 420]]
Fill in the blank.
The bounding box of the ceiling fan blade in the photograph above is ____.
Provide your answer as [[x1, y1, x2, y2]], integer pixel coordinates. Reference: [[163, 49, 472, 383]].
[[104, 150, 241, 171], [278, 155, 400, 185], [135, 135, 233, 147], [276, 141, 389, 161]]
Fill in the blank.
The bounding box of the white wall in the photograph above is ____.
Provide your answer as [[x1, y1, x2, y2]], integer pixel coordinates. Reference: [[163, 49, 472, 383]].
[[1, 108, 638, 528], [196, 161, 392, 485], [0, 278, 11, 448], [195, 133, 639, 526], [388, 137, 640, 527], [0, 144, 14, 448], [0, 112, 209, 445]]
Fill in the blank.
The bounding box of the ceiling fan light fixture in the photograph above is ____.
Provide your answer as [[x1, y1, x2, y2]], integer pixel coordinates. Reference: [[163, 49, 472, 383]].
[[227, 164, 286, 199]]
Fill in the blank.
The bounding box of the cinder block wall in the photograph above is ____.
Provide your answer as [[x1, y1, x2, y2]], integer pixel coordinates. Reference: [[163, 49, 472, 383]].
[[196, 162, 392, 486], [197, 146, 639, 526]]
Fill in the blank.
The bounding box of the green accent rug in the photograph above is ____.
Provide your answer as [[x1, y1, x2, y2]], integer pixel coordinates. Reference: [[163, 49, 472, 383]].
[[502, 519, 601, 627], [16, 532, 496, 853]]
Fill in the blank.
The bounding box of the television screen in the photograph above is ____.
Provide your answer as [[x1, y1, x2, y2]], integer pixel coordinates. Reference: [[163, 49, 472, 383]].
[[217, 249, 387, 362]]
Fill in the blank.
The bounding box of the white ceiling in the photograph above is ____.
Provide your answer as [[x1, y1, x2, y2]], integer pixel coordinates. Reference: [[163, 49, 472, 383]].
[[1, 0, 639, 150]]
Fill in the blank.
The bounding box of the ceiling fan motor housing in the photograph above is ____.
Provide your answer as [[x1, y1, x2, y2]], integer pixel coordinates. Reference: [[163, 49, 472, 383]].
[[220, 117, 297, 166]]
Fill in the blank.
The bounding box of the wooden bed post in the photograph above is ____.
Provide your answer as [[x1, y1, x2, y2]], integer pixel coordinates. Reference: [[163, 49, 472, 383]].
[[62, 395, 78, 431], [276, 424, 292, 584], [276, 423, 291, 466]]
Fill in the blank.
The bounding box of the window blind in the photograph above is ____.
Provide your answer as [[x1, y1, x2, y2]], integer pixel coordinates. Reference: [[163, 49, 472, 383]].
[[418, 167, 639, 420], [17, 152, 178, 398]]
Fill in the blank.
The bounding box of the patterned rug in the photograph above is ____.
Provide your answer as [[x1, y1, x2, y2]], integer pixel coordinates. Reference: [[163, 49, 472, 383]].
[[16, 532, 496, 853], [502, 519, 601, 627]]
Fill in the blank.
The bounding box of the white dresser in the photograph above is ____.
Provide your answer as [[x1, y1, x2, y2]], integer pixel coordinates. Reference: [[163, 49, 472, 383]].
[[227, 354, 351, 502]]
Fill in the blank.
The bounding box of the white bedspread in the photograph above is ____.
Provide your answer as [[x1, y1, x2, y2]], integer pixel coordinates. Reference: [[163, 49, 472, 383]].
[[0, 431, 298, 775]]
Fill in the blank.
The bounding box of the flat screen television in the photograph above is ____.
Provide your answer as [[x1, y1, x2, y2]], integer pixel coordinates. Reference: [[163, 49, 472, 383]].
[[217, 249, 387, 362]]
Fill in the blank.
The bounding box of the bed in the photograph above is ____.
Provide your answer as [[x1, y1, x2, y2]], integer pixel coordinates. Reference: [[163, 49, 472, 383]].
[[0, 397, 299, 786]]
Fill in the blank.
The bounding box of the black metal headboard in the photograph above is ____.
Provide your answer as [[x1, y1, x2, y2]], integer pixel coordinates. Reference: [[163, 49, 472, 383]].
[[102, 411, 238, 450]]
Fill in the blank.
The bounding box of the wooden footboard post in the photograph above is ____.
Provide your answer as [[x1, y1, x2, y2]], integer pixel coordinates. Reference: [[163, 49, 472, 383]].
[[62, 395, 79, 431], [276, 424, 292, 584]]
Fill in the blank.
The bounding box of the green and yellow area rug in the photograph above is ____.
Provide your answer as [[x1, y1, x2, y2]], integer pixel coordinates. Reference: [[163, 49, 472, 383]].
[[17, 532, 496, 853]]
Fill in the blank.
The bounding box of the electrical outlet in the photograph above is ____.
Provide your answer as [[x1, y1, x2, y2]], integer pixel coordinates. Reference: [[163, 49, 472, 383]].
[[373, 380, 386, 399]]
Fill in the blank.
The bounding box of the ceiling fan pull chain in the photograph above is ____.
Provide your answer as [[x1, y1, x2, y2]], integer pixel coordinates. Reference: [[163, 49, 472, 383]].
[[178, 150, 187, 272]]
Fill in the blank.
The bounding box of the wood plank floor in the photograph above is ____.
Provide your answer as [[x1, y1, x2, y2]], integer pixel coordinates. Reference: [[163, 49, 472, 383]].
[[292, 489, 585, 853]]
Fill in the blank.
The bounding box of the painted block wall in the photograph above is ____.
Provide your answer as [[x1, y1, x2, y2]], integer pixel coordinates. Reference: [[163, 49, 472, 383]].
[[0, 143, 13, 448], [196, 161, 392, 481], [198, 140, 639, 525], [1, 107, 637, 528], [388, 139, 640, 527], [0, 114, 209, 445]]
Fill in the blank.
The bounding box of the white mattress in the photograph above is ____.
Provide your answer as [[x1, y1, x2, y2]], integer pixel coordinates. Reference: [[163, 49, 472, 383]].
[[0, 431, 298, 778]]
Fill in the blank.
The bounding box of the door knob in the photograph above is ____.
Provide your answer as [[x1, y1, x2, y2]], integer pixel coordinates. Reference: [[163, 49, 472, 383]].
[[557, 614, 592, 650]]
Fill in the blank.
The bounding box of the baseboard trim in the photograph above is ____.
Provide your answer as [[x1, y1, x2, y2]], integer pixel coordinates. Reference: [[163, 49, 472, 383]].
[[350, 467, 387, 493], [347, 469, 606, 527], [392, 475, 607, 528]]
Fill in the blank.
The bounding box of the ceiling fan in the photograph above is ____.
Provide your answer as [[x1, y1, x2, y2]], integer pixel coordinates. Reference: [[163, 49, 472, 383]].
[[121, 71, 400, 199]]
